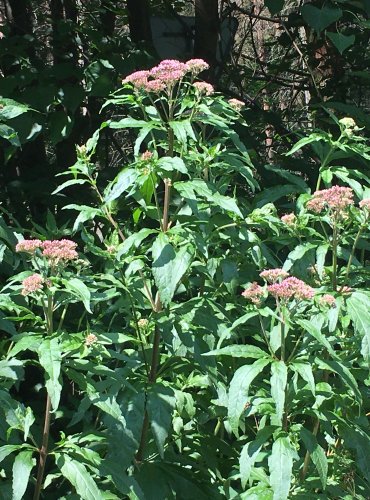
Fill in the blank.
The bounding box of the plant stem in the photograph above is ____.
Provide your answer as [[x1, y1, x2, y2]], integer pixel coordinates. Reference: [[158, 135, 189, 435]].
[[162, 179, 172, 232], [34, 294, 54, 500], [332, 220, 338, 291], [343, 223, 366, 286]]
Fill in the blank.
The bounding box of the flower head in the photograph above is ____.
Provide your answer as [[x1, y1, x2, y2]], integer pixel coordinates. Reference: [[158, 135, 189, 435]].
[[150, 60, 187, 85], [306, 186, 354, 214], [228, 98, 244, 111], [85, 333, 98, 346], [16, 239, 43, 254], [123, 70, 150, 89], [21, 273, 44, 296], [42, 239, 78, 264], [141, 150, 153, 161], [138, 318, 149, 328], [281, 213, 296, 225], [359, 198, 370, 211], [319, 294, 336, 308], [260, 268, 289, 283], [193, 82, 214, 96], [242, 282, 265, 305], [268, 276, 314, 301], [144, 79, 166, 93], [185, 59, 209, 74]]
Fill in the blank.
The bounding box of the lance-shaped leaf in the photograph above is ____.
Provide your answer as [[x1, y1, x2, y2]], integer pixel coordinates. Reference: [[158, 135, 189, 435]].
[[104, 168, 139, 203], [56, 454, 104, 500], [38, 338, 62, 411], [63, 277, 92, 313], [240, 426, 276, 487], [228, 357, 271, 434], [346, 291, 370, 364], [152, 233, 193, 306], [203, 344, 268, 359], [147, 384, 176, 458], [268, 436, 297, 500], [12, 451, 35, 500], [300, 427, 328, 489], [270, 361, 287, 426]]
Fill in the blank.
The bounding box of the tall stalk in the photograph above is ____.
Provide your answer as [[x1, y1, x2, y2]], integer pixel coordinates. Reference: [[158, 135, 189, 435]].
[[33, 294, 54, 500]]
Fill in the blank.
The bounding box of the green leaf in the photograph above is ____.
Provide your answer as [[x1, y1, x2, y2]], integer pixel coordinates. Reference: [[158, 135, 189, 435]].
[[315, 357, 361, 403], [0, 98, 30, 120], [12, 451, 35, 500], [228, 358, 271, 434], [203, 344, 268, 359], [268, 436, 296, 500], [240, 426, 276, 487], [0, 359, 24, 381], [300, 427, 328, 489], [147, 384, 176, 458], [291, 362, 315, 395], [38, 338, 62, 411], [0, 124, 20, 147], [169, 120, 196, 146], [152, 233, 193, 306], [116, 228, 157, 259], [109, 117, 148, 129], [104, 168, 138, 203], [270, 361, 287, 426], [297, 319, 337, 358], [301, 4, 342, 34], [327, 32, 355, 54], [63, 277, 92, 313], [283, 243, 316, 271], [265, 0, 284, 15], [156, 156, 188, 174], [56, 454, 104, 500], [346, 292, 370, 363], [0, 445, 22, 463], [52, 178, 87, 195]]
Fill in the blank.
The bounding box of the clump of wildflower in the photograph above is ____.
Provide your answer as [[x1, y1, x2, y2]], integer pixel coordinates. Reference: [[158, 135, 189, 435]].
[[141, 150, 153, 161], [242, 282, 265, 305], [339, 117, 358, 136], [16, 239, 43, 253], [122, 70, 150, 89], [260, 268, 289, 283], [339, 285, 352, 294], [268, 276, 314, 301], [193, 82, 214, 96], [138, 318, 149, 328], [359, 198, 370, 211], [228, 98, 244, 111], [319, 294, 336, 308], [85, 333, 98, 346], [185, 59, 209, 74], [42, 239, 78, 263], [150, 59, 187, 85], [22, 274, 44, 296], [281, 213, 296, 225], [306, 186, 354, 214]]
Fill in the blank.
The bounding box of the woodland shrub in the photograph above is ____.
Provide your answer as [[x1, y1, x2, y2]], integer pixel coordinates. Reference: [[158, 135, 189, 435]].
[[0, 59, 369, 500]]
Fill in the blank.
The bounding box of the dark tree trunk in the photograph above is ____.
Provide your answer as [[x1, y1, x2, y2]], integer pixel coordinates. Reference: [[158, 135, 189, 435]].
[[194, 0, 219, 80], [126, 0, 152, 44]]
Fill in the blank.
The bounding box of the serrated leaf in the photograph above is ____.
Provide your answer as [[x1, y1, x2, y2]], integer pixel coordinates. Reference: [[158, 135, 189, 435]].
[[291, 362, 315, 395], [0, 445, 22, 463], [104, 168, 138, 203], [12, 451, 35, 500], [63, 278, 92, 313], [157, 156, 188, 174], [203, 344, 267, 359], [270, 361, 287, 426], [346, 291, 370, 363], [147, 384, 176, 458], [152, 233, 193, 306], [38, 338, 62, 410], [228, 358, 271, 434], [268, 436, 296, 500], [56, 454, 104, 500], [315, 357, 361, 403], [297, 319, 337, 358], [240, 426, 276, 487], [52, 178, 87, 195], [300, 427, 327, 489], [0, 359, 24, 381]]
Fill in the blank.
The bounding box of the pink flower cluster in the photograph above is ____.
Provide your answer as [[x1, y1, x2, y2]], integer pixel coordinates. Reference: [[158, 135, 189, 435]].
[[260, 268, 289, 283], [307, 186, 354, 214], [242, 282, 264, 305], [141, 150, 153, 161], [281, 213, 296, 225], [85, 333, 98, 346], [359, 198, 370, 210], [22, 273, 44, 296], [123, 58, 210, 93], [268, 276, 315, 301], [193, 82, 214, 96], [228, 98, 244, 111], [16, 239, 78, 264], [319, 294, 336, 307]]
